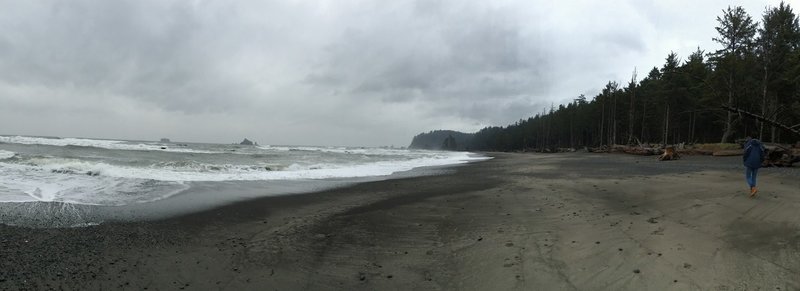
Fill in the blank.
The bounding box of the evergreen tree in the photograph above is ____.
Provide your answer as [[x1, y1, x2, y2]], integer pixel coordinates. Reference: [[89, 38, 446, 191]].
[[411, 4, 800, 151], [681, 48, 712, 142], [758, 2, 800, 142], [710, 6, 758, 143]]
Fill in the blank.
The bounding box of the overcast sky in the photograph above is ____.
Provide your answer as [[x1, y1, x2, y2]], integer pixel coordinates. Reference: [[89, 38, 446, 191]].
[[0, 0, 794, 146]]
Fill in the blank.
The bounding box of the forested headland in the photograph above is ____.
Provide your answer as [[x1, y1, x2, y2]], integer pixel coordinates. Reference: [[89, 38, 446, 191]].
[[410, 4, 800, 151]]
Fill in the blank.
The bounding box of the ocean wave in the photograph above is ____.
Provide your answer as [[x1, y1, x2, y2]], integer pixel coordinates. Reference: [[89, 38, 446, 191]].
[[0, 150, 14, 159], [0, 136, 217, 154], [0, 163, 189, 206], [0, 143, 489, 206], [1, 151, 486, 182], [258, 145, 420, 156]]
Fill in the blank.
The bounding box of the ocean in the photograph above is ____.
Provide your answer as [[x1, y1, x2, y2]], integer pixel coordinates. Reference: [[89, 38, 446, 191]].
[[0, 135, 487, 227]]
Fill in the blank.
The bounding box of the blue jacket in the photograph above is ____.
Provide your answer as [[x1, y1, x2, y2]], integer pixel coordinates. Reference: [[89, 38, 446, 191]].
[[743, 139, 765, 169]]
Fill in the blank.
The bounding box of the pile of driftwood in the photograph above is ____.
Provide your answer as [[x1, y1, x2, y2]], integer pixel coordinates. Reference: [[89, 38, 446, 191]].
[[587, 143, 679, 160], [718, 105, 799, 167], [622, 145, 661, 156], [522, 147, 578, 153], [585, 145, 608, 153], [658, 146, 680, 161], [710, 141, 800, 167], [586, 140, 798, 166], [763, 144, 800, 167]]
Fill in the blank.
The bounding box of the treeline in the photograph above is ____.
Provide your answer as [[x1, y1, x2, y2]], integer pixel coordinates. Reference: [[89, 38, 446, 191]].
[[412, 3, 800, 151], [409, 130, 474, 150]]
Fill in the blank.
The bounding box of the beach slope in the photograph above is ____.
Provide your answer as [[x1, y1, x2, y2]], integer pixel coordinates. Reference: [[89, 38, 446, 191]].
[[2, 153, 799, 290]]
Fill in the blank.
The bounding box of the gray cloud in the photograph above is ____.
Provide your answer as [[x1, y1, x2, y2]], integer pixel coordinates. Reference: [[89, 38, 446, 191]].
[[0, 0, 784, 146]]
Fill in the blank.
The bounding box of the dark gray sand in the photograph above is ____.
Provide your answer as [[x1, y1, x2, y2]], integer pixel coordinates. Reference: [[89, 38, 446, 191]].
[[2, 153, 799, 290]]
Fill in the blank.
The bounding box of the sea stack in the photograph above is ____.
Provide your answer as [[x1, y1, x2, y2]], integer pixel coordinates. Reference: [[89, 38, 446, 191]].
[[240, 138, 254, 146]]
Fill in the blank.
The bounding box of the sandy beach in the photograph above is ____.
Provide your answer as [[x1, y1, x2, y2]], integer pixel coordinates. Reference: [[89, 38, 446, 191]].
[[2, 152, 799, 290]]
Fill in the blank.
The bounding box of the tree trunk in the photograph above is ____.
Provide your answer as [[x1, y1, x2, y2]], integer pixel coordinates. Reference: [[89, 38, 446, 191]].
[[599, 102, 605, 146], [721, 73, 734, 143], [612, 93, 617, 146], [627, 69, 637, 145], [721, 105, 800, 137], [771, 94, 778, 142], [570, 112, 574, 148], [540, 108, 548, 152], [640, 101, 647, 142], [688, 111, 697, 143], [663, 104, 670, 146], [760, 65, 768, 141]]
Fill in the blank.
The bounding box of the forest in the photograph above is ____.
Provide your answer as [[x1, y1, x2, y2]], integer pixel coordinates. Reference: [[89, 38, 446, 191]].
[[411, 3, 800, 152]]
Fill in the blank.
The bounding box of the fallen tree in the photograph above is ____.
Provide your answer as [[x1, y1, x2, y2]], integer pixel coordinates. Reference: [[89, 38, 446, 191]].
[[721, 105, 800, 138], [720, 105, 799, 167]]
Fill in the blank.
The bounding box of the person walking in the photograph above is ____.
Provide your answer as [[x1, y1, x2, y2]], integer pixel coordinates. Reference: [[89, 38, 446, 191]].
[[743, 137, 765, 197]]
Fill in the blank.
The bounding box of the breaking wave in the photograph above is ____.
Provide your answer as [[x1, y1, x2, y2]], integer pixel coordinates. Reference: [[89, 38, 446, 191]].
[[0, 135, 216, 154], [0, 150, 14, 159], [0, 142, 488, 206]]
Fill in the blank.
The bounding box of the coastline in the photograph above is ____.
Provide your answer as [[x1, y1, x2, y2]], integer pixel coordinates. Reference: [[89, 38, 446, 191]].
[[0, 157, 472, 228], [2, 152, 799, 290]]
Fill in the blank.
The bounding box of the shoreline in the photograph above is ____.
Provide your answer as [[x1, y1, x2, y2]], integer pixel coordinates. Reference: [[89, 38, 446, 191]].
[[2, 152, 799, 289], [0, 158, 477, 228]]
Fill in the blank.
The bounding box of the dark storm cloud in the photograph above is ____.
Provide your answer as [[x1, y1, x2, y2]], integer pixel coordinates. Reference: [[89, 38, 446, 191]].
[[0, 0, 783, 146], [0, 1, 263, 113], [309, 0, 554, 117]]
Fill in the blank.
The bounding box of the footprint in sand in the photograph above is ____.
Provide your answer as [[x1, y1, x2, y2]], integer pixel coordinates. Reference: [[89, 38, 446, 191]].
[[652, 227, 665, 235]]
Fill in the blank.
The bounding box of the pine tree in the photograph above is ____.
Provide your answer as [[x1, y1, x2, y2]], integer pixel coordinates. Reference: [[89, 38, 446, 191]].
[[758, 2, 800, 142], [711, 6, 758, 143]]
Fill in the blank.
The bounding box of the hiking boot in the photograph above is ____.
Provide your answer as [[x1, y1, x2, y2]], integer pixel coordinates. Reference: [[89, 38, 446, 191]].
[[749, 187, 758, 198]]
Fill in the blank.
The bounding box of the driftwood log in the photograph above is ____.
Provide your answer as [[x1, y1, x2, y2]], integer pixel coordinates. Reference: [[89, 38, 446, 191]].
[[763, 144, 799, 167], [712, 150, 742, 156], [623, 147, 659, 156], [658, 146, 680, 161]]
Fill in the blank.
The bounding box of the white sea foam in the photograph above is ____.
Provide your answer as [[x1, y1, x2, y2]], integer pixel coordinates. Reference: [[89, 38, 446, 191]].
[[0, 150, 14, 159], [0, 136, 216, 154], [0, 162, 189, 205], [0, 137, 490, 207], [2, 151, 486, 183], [258, 145, 412, 156]]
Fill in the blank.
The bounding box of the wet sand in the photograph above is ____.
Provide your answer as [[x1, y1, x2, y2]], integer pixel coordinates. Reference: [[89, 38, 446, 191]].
[[2, 152, 800, 290]]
